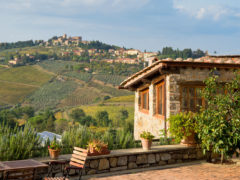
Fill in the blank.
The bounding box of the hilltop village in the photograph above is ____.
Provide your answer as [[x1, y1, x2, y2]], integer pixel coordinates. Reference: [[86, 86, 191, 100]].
[[0, 34, 158, 66]]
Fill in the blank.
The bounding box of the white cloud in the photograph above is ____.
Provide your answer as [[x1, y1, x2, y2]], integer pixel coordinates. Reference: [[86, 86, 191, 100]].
[[173, 0, 240, 20], [196, 8, 206, 19]]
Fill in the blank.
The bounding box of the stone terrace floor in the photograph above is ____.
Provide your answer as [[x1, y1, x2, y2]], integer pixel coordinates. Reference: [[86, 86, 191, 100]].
[[84, 160, 240, 180]]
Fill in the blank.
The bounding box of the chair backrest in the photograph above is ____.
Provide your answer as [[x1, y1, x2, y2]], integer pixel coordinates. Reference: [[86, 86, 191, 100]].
[[4, 168, 35, 180], [70, 147, 88, 168]]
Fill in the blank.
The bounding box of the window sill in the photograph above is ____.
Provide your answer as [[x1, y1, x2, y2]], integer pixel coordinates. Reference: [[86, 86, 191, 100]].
[[140, 109, 149, 114], [154, 114, 165, 119]]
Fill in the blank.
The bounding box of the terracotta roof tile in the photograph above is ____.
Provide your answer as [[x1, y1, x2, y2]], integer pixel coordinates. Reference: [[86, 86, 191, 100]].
[[160, 56, 240, 64], [119, 56, 240, 89]]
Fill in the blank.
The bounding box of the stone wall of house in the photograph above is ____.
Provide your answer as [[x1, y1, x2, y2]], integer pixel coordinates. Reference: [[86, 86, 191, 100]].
[[134, 85, 165, 140], [134, 67, 236, 140], [166, 68, 236, 116], [35, 146, 204, 179]]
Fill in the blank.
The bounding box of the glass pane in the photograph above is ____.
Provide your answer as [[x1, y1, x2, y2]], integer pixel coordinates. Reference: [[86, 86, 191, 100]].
[[189, 88, 195, 98], [196, 98, 203, 106], [182, 87, 188, 97], [158, 86, 163, 114], [147, 92, 149, 110], [196, 98, 202, 111], [143, 92, 147, 109], [190, 98, 195, 111], [196, 88, 202, 98], [138, 94, 141, 107], [205, 100, 208, 109], [181, 97, 188, 109]]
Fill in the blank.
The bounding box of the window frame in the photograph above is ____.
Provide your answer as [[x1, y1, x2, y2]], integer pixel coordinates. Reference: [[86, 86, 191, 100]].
[[155, 81, 165, 118], [180, 85, 205, 112], [139, 88, 149, 113]]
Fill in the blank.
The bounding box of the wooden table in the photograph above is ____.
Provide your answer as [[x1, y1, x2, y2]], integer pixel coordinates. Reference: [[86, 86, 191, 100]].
[[0, 159, 48, 179]]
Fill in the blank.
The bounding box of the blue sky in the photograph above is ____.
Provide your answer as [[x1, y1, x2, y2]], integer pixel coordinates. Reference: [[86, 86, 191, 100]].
[[1, 0, 240, 54]]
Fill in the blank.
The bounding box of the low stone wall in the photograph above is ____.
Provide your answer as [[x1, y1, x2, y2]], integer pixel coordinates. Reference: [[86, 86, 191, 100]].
[[35, 145, 204, 179]]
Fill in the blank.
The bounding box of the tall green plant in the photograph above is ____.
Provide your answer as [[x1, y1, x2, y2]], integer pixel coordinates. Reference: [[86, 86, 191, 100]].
[[61, 125, 93, 153], [196, 72, 240, 163], [0, 123, 41, 161], [62, 125, 138, 153]]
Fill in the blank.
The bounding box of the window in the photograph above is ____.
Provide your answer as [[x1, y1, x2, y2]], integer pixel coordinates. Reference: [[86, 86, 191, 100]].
[[180, 85, 205, 112], [139, 88, 149, 112], [156, 81, 165, 116]]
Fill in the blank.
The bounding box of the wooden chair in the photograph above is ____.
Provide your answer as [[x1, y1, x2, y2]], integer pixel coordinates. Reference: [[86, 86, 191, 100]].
[[45, 147, 88, 180], [4, 168, 35, 180]]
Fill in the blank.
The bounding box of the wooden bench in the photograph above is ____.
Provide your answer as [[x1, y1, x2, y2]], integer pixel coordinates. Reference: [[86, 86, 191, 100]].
[[45, 147, 88, 180]]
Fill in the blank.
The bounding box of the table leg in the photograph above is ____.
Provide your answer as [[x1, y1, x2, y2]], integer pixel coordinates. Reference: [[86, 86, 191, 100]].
[[0, 172, 3, 180]]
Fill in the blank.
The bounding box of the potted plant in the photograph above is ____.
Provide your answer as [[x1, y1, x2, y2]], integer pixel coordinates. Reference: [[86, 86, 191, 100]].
[[168, 112, 197, 146], [48, 137, 61, 159], [140, 131, 155, 150], [87, 139, 110, 156]]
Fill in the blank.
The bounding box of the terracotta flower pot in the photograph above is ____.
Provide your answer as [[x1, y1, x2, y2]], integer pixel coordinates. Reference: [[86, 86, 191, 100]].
[[88, 146, 110, 156], [141, 138, 152, 150], [49, 149, 61, 159], [180, 131, 196, 146]]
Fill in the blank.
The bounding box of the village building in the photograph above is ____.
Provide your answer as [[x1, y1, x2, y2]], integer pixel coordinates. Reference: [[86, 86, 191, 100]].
[[82, 41, 89, 44], [143, 52, 158, 61], [108, 49, 115, 53], [126, 49, 140, 56], [8, 57, 21, 65], [119, 56, 240, 140], [88, 49, 97, 55], [69, 36, 82, 45], [114, 48, 125, 56], [73, 50, 83, 56], [115, 58, 138, 64]]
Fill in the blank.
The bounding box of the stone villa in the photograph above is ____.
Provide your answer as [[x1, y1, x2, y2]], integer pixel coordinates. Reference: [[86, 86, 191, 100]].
[[119, 56, 240, 140]]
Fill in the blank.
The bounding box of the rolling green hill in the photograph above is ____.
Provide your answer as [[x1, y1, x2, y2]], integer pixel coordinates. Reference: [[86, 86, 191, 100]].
[[0, 60, 133, 111], [0, 66, 53, 105]]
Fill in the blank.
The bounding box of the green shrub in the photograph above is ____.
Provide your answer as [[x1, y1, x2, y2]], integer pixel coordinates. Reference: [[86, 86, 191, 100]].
[[0, 123, 42, 161], [168, 112, 196, 143]]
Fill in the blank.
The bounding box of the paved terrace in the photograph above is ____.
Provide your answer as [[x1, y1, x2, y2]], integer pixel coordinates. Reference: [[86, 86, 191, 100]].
[[86, 160, 240, 180]]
